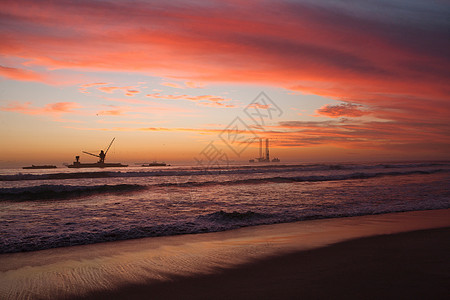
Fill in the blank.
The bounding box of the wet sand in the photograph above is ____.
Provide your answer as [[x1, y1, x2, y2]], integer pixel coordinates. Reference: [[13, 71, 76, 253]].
[[87, 227, 450, 300], [1, 209, 449, 299]]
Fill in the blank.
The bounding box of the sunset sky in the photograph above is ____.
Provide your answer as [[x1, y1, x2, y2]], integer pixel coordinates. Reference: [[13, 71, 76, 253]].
[[1, 0, 449, 167]]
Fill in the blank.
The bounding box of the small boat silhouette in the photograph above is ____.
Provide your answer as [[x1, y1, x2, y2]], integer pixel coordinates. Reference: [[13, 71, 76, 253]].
[[23, 165, 57, 169], [141, 161, 167, 167]]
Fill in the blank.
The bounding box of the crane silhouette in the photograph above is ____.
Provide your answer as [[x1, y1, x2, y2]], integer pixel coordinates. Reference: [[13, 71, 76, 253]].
[[82, 138, 115, 163]]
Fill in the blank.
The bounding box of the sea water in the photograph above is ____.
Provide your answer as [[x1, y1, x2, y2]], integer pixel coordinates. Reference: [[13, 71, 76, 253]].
[[1, 161, 449, 253]]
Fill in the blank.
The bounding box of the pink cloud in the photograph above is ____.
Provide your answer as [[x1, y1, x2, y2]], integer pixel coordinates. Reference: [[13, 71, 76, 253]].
[[2, 1, 447, 106], [1, 1, 447, 98], [0, 65, 45, 82]]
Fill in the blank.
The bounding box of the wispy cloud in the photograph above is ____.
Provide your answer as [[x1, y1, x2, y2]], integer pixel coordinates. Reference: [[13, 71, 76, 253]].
[[79, 84, 143, 96], [64, 126, 249, 135], [62, 114, 450, 154], [0, 65, 45, 82], [146, 93, 235, 107], [316, 103, 370, 118], [185, 81, 203, 88], [160, 81, 204, 89], [125, 89, 140, 96], [97, 86, 139, 94], [160, 82, 184, 89], [96, 109, 126, 116], [80, 82, 109, 88], [266, 119, 450, 152], [79, 82, 109, 93], [1, 101, 82, 118]]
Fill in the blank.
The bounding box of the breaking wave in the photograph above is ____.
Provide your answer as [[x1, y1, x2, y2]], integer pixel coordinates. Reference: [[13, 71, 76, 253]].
[[159, 168, 448, 187], [0, 210, 278, 253], [1, 162, 448, 181], [1, 169, 447, 201], [3, 203, 450, 253], [198, 210, 269, 222], [0, 184, 146, 201], [1, 161, 449, 253]]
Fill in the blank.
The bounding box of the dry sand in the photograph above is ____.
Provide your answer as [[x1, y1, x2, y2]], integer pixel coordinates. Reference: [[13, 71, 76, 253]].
[[1, 209, 449, 299]]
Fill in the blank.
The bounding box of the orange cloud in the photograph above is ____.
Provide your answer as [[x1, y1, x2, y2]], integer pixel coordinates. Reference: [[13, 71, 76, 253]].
[[160, 81, 204, 89], [93, 86, 142, 97], [80, 82, 109, 88], [79, 83, 109, 94], [97, 110, 125, 116], [160, 82, 184, 89], [248, 103, 270, 110], [1, 101, 82, 116], [316, 103, 370, 118], [125, 89, 139, 96], [98, 86, 130, 93], [200, 102, 236, 108], [185, 81, 203, 88]]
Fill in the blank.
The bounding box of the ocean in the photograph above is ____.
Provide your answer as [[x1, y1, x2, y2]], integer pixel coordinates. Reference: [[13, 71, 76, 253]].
[[1, 161, 449, 254]]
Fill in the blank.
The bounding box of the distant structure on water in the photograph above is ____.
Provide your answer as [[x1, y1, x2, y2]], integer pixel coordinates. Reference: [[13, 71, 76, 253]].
[[23, 165, 57, 169], [67, 138, 128, 168], [249, 138, 280, 163], [142, 161, 169, 167]]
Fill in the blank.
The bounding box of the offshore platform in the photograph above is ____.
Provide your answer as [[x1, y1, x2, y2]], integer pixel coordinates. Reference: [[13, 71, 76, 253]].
[[249, 138, 280, 163]]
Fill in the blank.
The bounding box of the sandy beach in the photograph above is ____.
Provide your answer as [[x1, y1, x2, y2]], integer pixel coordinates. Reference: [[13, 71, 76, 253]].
[[1, 209, 449, 299], [87, 227, 450, 300]]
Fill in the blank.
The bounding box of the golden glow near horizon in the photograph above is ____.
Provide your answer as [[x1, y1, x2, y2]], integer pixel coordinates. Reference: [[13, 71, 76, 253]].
[[1, 0, 449, 167]]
